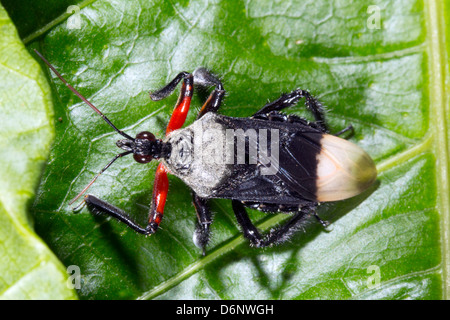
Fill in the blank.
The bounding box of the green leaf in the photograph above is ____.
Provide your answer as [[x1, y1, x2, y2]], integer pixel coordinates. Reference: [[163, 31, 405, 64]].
[[4, 0, 448, 299], [0, 4, 77, 299]]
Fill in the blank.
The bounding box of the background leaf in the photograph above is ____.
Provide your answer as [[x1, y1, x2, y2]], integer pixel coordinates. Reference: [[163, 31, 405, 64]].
[[2, 0, 448, 299], [0, 3, 77, 299]]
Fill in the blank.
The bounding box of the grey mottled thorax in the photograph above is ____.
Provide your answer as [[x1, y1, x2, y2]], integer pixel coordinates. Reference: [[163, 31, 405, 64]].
[[161, 112, 232, 198]]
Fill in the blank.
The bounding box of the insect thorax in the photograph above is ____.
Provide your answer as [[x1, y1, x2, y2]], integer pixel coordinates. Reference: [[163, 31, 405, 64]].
[[162, 112, 233, 198]]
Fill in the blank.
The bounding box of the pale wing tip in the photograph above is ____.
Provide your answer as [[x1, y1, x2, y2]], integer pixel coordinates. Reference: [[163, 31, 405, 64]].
[[316, 134, 377, 202]]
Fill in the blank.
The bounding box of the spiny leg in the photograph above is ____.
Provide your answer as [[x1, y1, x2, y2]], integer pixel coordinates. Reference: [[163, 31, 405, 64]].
[[192, 193, 213, 255], [232, 200, 316, 248], [253, 89, 329, 132]]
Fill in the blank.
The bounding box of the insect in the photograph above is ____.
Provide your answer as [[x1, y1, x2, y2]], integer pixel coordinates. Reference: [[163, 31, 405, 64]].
[[35, 49, 377, 255]]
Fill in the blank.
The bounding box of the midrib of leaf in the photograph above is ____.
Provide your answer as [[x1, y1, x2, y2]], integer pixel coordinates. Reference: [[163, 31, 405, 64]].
[[426, 0, 450, 300], [22, 0, 98, 45]]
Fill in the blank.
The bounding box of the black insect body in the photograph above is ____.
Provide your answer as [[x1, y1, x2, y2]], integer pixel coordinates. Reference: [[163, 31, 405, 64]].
[[35, 50, 377, 255]]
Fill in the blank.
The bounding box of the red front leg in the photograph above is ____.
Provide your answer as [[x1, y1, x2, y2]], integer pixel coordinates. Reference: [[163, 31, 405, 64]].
[[148, 163, 169, 232], [148, 73, 194, 231], [166, 74, 193, 134]]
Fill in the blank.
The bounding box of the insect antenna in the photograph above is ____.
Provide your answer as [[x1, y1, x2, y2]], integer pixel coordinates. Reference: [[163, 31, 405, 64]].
[[34, 49, 134, 141], [69, 151, 133, 205]]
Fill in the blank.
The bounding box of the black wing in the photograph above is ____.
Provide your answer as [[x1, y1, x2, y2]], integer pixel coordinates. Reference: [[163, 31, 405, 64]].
[[270, 130, 323, 201], [212, 116, 323, 205]]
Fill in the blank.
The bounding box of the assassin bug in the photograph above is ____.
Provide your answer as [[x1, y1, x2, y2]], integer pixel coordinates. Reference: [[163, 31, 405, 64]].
[[35, 50, 377, 255]]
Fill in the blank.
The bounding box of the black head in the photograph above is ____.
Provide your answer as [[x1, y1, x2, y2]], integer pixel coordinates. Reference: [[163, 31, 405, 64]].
[[116, 131, 171, 164]]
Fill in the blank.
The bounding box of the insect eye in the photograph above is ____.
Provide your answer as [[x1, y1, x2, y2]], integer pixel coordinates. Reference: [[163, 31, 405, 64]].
[[133, 154, 153, 164], [136, 131, 155, 141]]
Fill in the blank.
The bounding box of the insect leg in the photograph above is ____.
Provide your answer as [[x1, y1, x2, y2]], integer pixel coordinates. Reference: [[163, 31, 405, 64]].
[[253, 89, 329, 132], [149, 71, 195, 135], [232, 200, 263, 246], [334, 124, 354, 137], [232, 200, 315, 248], [167, 77, 194, 135], [192, 193, 213, 255], [149, 72, 192, 101], [193, 67, 223, 90], [196, 89, 225, 119], [196, 88, 225, 119], [313, 213, 330, 228], [253, 90, 304, 116], [150, 68, 225, 128], [194, 68, 225, 119], [83, 163, 169, 235], [83, 195, 153, 235], [147, 163, 169, 233]]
